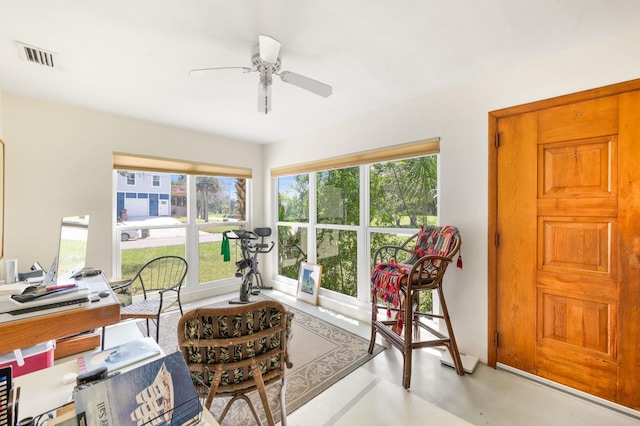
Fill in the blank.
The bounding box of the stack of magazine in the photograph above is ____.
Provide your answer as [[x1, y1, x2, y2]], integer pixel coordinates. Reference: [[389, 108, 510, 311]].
[[75, 352, 202, 425], [77, 337, 161, 374]]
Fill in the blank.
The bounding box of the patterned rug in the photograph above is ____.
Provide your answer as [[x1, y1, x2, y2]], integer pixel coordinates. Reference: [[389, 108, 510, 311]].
[[140, 295, 385, 425]]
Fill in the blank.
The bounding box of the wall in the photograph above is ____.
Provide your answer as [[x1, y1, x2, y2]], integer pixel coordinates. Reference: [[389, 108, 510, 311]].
[[263, 28, 640, 362], [0, 89, 3, 137], [0, 93, 264, 283]]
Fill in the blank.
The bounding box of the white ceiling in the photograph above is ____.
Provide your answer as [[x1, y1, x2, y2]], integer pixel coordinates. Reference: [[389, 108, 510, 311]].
[[1, 1, 640, 144]]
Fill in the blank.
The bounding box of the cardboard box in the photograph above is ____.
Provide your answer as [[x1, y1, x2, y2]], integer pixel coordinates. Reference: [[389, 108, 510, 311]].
[[0, 340, 55, 377]]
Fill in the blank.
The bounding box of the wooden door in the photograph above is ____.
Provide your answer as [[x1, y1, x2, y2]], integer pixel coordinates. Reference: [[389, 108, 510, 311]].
[[492, 86, 640, 409]]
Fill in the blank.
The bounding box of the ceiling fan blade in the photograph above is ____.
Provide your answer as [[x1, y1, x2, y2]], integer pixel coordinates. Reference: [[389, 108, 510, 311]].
[[279, 71, 332, 97], [189, 66, 253, 76], [258, 34, 281, 64], [258, 81, 271, 114]]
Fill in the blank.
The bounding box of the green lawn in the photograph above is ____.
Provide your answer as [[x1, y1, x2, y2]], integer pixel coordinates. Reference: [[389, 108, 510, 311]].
[[121, 232, 239, 286]]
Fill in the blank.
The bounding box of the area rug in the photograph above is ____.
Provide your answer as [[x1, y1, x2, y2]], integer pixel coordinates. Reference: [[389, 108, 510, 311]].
[[140, 295, 385, 425]]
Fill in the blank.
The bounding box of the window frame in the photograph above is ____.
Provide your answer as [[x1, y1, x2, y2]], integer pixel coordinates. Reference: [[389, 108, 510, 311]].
[[272, 138, 440, 305], [112, 153, 253, 297]]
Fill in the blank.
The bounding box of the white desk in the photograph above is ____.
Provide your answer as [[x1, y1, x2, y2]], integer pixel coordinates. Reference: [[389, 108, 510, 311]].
[[14, 322, 220, 425]]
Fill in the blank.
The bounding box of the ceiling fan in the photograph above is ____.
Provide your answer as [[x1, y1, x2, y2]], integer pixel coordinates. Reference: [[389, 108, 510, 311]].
[[190, 35, 332, 114]]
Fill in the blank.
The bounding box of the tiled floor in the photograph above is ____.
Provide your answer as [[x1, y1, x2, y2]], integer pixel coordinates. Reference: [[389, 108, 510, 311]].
[[181, 290, 640, 426]]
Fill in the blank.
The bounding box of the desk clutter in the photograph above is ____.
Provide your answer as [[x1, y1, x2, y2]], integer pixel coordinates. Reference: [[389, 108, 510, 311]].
[[8, 351, 205, 426], [0, 366, 17, 426]]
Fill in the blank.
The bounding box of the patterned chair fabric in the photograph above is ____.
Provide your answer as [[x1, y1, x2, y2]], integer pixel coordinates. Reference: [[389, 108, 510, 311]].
[[177, 300, 293, 426], [371, 225, 461, 308]]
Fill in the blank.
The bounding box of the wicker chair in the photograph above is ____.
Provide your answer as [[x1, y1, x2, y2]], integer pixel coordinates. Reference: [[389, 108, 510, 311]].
[[105, 256, 188, 347], [177, 300, 293, 426], [369, 225, 463, 388]]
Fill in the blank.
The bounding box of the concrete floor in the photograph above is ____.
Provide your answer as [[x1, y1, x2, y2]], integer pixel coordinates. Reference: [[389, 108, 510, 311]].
[[176, 289, 640, 425]]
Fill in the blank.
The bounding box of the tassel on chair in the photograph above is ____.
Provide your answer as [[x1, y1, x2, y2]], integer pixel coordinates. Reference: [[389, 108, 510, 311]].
[[457, 253, 463, 269]]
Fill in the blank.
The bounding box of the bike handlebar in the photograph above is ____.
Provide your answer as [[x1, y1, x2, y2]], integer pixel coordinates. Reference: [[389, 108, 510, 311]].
[[224, 229, 258, 240], [224, 229, 275, 254]]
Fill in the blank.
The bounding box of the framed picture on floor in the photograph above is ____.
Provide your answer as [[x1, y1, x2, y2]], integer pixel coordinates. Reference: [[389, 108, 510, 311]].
[[296, 262, 322, 305]]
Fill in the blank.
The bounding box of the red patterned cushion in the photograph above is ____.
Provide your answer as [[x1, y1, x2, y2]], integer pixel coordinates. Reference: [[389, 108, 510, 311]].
[[413, 225, 459, 258]]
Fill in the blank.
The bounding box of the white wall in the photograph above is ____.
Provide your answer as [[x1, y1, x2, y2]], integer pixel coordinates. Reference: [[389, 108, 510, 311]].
[[2, 27, 639, 363], [263, 28, 640, 362], [0, 89, 3, 138], [0, 93, 264, 280]]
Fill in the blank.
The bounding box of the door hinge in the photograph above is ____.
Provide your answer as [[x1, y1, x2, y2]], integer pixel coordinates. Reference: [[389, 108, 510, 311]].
[[495, 132, 500, 148], [495, 233, 499, 247], [494, 331, 499, 347]]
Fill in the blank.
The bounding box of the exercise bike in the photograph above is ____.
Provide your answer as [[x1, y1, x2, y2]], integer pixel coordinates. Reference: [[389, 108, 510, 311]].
[[224, 227, 275, 304]]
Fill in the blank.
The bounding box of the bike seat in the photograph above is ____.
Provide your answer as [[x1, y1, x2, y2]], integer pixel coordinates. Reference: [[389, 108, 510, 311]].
[[254, 227, 272, 237]]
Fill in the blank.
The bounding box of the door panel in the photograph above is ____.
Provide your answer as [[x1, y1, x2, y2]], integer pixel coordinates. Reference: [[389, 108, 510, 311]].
[[535, 97, 619, 398], [615, 91, 640, 409], [496, 94, 640, 408], [537, 96, 618, 144], [495, 113, 538, 373], [538, 217, 613, 275], [538, 137, 615, 197]]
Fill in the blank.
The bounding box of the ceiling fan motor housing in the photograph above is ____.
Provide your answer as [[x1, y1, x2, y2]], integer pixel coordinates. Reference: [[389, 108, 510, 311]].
[[251, 44, 281, 73]]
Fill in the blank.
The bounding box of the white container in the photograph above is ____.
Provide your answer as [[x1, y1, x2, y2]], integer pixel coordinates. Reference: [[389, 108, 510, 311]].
[[5, 259, 18, 284]]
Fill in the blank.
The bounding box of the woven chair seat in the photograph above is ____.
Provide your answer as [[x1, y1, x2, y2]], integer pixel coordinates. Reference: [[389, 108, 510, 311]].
[[120, 299, 161, 319], [103, 256, 188, 345]]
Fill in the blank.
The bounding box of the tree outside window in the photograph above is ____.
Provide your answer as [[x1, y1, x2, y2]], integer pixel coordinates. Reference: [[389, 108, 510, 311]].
[[275, 154, 438, 304], [116, 171, 248, 290]]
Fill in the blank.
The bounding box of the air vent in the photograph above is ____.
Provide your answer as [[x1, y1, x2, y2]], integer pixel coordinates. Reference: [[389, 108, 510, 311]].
[[16, 42, 57, 68]]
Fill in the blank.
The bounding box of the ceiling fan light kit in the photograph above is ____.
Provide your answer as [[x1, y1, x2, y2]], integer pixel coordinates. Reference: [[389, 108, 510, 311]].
[[190, 34, 332, 114]]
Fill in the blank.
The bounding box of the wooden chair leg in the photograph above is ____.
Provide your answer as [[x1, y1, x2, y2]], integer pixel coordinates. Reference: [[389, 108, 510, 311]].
[[368, 292, 378, 354], [204, 365, 223, 410], [437, 287, 464, 376], [403, 291, 414, 389], [251, 360, 276, 426]]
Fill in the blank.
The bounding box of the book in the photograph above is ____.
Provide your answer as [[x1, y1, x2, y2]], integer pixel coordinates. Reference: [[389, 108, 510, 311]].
[[75, 352, 201, 425], [77, 337, 161, 374], [0, 367, 12, 426]]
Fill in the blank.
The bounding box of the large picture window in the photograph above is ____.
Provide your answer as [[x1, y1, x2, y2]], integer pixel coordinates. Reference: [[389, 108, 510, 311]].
[[273, 139, 439, 303], [113, 153, 252, 295]]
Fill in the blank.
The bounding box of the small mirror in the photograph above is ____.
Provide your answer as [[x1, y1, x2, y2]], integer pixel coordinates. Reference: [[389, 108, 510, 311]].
[[57, 215, 90, 280]]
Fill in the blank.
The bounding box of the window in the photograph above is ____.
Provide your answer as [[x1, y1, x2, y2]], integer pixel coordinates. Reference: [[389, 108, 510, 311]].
[[113, 153, 252, 295], [317, 167, 359, 225], [277, 175, 309, 280], [369, 156, 438, 228], [316, 167, 359, 297], [273, 138, 439, 303]]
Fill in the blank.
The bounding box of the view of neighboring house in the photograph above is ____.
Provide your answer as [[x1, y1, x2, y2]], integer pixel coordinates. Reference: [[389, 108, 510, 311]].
[[116, 172, 172, 219]]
